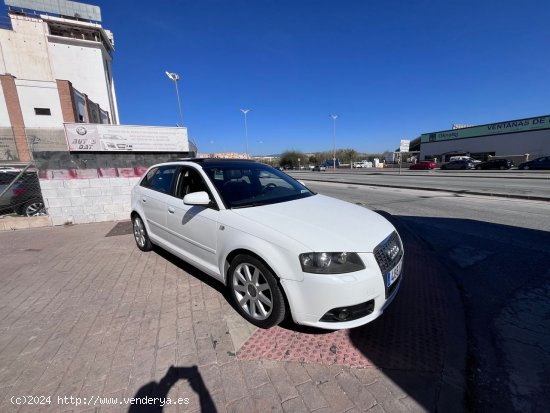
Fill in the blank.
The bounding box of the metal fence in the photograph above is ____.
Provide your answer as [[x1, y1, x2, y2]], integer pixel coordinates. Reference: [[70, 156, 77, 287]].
[[0, 163, 47, 217]]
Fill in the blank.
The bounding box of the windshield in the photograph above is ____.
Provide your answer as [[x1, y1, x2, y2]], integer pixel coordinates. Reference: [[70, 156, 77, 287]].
[[202, 163, 315, 208]]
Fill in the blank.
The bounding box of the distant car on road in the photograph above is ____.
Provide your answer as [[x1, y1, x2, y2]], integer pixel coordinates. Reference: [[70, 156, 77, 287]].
[[409, 161, 437, 170], [475, 159, 514, 170], [449, 156, 481, 164], [440, 160, 476, 170], [312, 165, 326, 172], [518, 156, 550, 170]]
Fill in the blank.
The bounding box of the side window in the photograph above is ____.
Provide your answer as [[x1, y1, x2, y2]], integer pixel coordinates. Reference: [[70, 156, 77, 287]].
[[147, 166, 177, 194], [175, 167, 209, 199], [140, 167, 158, 188]]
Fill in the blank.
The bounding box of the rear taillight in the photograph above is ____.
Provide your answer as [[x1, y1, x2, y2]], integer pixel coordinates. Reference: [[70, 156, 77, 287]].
[[13, 188, 27, 196]]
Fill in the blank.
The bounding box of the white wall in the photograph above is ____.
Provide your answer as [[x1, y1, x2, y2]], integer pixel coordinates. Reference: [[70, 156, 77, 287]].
[[15, 79, 64, 127], [0, 13, 117, 122], [39, 177, 138, 226], [0, 15, 53, 81], [0, 82, 11, 127], [47, 36, 113, 117]]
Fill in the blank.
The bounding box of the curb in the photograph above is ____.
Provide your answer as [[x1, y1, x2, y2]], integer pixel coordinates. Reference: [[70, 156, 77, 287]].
[[296, 177, 550, 202], [378, 211, 468, 413]]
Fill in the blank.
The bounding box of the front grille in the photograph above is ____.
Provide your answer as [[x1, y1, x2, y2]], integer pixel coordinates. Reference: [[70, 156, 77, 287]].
[[373, 231, 404, 298]]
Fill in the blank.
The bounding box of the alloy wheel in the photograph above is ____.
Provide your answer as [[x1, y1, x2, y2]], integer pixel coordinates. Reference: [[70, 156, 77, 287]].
[[25, 202, 45, 217], [232, 263, 273, 321], [133, 216, 146, 248]]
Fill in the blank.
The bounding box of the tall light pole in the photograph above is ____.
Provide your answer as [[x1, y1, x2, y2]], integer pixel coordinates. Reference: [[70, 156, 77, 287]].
[[240, 109, 250, 158], [165, 71, 184, 127], [330, 114, 338, 169]]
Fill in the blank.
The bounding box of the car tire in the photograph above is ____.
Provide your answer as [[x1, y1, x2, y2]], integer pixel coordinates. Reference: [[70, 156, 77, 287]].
[[21, 200, 45, 217], [228, 254, 286, 328], [523, 166, 530, 170], [499, 166, 505, 170], [475, 166, 481, 170], [132, 214, 153, 251]]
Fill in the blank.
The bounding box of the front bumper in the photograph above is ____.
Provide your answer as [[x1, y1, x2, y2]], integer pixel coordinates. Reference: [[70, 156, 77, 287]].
[[281, 252, 403, 329]]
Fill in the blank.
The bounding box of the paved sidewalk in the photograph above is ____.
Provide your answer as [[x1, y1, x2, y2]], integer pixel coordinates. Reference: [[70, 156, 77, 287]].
[[0, 218, 465, 413]]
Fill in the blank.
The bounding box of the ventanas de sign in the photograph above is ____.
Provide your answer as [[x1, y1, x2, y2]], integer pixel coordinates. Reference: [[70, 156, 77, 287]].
[[421, 115, 550, 143]]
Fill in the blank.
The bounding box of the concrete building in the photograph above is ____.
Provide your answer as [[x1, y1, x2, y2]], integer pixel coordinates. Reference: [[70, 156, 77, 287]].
[[420, 115, 550, 162], [0, 0, 117, 162]]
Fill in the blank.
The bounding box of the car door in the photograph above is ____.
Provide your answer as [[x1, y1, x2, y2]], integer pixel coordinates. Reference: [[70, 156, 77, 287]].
[[138, 165, 178, 239], [164, 166, 221, 278]]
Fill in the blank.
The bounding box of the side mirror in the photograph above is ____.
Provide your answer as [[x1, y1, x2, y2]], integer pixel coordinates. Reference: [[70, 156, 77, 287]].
[[183, 191, 211, 206]]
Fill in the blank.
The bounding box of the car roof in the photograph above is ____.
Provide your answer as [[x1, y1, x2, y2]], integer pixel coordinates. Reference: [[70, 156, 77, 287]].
[[149, 158, 265, 170]]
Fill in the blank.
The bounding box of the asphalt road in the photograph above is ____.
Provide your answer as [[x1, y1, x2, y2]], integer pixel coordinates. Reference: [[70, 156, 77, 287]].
[[302, 180, 550, 412], [289, 170, 550, 200]]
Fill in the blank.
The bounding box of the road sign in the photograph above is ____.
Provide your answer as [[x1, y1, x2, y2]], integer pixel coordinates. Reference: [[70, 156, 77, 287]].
[[399, 139, 410, 153]]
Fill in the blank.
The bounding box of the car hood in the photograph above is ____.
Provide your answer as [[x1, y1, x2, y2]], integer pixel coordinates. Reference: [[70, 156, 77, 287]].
[[231, 194, 395, 252]]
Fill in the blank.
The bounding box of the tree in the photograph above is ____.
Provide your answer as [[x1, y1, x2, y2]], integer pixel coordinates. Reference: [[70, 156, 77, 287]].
[[279, 150, 307, 169], [342, 148, 357, 168]]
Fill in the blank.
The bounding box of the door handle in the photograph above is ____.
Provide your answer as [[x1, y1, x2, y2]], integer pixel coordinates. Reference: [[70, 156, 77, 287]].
[[168, 206, 175, 214], [142, 198, 147, 203]]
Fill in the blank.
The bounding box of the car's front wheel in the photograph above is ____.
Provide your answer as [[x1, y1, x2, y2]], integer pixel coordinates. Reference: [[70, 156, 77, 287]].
[[132, 214, 153, 251], [228, 254, 286, 328]]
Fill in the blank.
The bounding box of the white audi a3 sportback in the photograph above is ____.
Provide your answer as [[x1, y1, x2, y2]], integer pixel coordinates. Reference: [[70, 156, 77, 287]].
[[131, 159, 403, 329]]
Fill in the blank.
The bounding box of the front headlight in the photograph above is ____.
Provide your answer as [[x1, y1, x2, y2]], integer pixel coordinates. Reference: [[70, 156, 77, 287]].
[[299, 252, 365, 274]]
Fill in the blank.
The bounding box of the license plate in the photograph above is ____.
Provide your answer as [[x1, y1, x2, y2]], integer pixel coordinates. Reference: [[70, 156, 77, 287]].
[[386, 259, 403, 287]]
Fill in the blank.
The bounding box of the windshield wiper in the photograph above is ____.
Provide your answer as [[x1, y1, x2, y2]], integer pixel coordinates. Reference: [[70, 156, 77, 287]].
[[231, 201, 268, 209]]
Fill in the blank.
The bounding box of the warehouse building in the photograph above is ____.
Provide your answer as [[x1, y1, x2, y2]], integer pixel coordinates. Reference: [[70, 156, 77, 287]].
[[420, 115, 550, 162]]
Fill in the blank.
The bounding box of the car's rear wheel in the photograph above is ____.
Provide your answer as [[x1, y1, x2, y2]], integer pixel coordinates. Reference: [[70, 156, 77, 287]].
[[132, 215, 153, 251], [228, 254, 286, 328], [523, 166, 530, 170], [21, 200, 46, 217], [499, 166, 505, 170]]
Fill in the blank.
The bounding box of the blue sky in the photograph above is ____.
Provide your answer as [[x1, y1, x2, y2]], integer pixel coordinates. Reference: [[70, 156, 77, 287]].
[[96, 0, 550, 155]]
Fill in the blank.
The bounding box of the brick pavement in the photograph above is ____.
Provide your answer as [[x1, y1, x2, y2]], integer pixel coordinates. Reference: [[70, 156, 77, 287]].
[[0, 220, 465, 413]]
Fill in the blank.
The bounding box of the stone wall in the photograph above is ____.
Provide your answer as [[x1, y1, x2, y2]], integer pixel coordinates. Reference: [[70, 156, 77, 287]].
[[39, 170, 142, 225]]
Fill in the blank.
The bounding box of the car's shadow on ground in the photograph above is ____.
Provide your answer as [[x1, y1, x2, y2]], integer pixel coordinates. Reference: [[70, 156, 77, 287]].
[[388, 214, 550, 413]]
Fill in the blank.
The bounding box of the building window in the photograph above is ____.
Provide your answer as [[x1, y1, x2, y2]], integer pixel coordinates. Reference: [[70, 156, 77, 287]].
[[34, 108, 51, 116]]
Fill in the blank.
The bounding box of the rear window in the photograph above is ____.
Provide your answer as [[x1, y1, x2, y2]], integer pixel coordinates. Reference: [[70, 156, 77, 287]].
[[0, 173, 17, 185]]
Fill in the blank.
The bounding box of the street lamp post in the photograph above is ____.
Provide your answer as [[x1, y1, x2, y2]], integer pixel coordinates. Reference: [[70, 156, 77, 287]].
[[165, 71, 184, 127], [240, 109, 250, 158], [330, 114, 338, 169]]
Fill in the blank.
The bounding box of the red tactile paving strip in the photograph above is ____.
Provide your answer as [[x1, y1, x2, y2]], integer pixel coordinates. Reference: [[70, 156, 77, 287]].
[[237, 233, 447, 372]]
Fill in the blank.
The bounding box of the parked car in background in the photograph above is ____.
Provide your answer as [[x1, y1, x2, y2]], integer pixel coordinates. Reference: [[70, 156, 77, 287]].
[[475, 159, 514, 170], [518, 156, 550, 170], [409, 161, 437, 170], [131, 159, 403, 329], [440, 160, 476, 170], [449, 156, 481, 164], [0, 169, 45, 216], [312, 165, 326, 171]]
